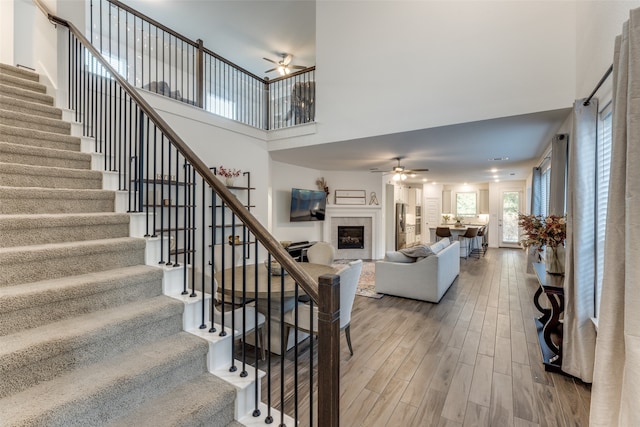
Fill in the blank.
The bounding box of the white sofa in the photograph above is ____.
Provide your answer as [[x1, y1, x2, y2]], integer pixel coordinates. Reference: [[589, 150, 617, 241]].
[[375, 239, 460, 303]]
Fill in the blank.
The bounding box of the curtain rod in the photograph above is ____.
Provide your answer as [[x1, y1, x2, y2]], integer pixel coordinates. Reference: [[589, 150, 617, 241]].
[[583, 64, 613, 106]]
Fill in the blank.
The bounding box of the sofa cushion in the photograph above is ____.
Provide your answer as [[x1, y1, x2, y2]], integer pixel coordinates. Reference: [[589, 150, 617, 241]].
[[385, 251, 414, 263], [430, 240, 446, 254]]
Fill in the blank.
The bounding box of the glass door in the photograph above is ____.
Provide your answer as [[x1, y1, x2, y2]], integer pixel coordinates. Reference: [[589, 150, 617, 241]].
[[499, 190, 521, 247]]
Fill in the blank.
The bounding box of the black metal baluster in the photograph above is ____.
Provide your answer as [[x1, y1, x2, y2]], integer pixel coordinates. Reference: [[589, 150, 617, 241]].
[[280, 272, 286, 427], [219, 199, 227, 337], [229, 211, 237, 373], [172, 147, 180, 267], [137, 110, 144, 213], [158, 134, 165, 264], [253, 238, 261, 418], [144, 115, 150, 236], [151, 126, 157, 236], [266, 252, 273, 425], [165, 142, 172, 266], [209, 184, 217, 334], [240, 222, 248, 378]]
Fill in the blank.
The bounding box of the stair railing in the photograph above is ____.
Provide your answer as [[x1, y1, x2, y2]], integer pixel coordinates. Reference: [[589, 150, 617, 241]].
[[90, 0, 316, 130], [34, 1, 338, 426]]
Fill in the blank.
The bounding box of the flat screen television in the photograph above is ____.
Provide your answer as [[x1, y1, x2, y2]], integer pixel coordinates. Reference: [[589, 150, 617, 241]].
[[290, 188, 326, 222]]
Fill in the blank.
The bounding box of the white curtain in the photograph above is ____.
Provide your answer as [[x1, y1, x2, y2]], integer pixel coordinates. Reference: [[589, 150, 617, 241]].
[[591, 9, 640, 426], [562, 99, 597, 382], [530, 166, 542, 216]]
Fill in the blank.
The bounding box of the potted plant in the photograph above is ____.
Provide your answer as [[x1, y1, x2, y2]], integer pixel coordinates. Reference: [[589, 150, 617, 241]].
[[442, 214, 451, 224], [453, 216, 464, 227], [518, 213, 566, 274], [218, 165, 241, 186]]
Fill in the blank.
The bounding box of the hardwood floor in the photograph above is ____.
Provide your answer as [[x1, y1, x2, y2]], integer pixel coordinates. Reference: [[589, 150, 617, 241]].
[[255, 248, 591, 426]]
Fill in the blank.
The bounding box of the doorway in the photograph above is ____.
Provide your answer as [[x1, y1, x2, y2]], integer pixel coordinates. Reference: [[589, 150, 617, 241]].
[[499, 190, 521, 247]]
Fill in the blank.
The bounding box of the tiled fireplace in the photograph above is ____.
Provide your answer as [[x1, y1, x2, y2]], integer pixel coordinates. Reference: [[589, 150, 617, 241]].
[[323, 205, 383, 260]]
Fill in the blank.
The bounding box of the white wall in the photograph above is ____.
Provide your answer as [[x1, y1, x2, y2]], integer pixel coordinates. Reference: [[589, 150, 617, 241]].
[[269, 161, 324, 243], [139, 89, 271, 229], [269, 162, 383, 243], [311, 1, 577, 146], [575, 1, 640, 101]]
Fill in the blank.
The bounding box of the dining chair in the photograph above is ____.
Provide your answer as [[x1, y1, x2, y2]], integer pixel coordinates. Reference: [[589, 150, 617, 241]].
[[306, 241, 336, 265], [472, 225, 488, 257], [459, 227, 479, 259], [213, 277, 266, 360], [212, 244, 248, 306], [435, 227, 452, 241], [283, 259, 362, 355]]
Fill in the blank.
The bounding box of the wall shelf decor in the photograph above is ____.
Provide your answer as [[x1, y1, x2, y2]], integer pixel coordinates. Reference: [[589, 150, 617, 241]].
[[335, 189, 366, 205]]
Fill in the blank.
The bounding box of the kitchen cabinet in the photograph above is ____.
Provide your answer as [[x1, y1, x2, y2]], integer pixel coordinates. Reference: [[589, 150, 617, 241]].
[[442, 190, 452, 213]]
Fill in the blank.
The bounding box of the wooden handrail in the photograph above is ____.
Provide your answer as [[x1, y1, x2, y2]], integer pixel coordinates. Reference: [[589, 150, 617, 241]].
[[37, 0, 320, 304]]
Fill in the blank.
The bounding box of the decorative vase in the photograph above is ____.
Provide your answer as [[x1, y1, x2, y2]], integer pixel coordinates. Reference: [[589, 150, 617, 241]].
[[545, 245, 565, 275], [225, 177, 235, 186]]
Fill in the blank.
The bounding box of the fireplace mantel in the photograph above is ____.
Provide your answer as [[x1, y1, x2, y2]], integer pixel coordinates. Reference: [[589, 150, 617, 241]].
[[323, 205, 383, 259]]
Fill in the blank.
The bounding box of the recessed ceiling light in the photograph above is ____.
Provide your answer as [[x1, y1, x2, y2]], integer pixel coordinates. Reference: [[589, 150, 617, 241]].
[[432, 182, 436, 185], [493, 175, 498, 179], [495, 179, 500, 182], [422, 178, 427, 182], [490, 168, 498, 173]]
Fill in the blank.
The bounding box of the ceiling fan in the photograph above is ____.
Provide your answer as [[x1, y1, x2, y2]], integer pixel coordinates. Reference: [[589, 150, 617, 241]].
[[371, 157, 429, 181], [263, 53, 306, 76]]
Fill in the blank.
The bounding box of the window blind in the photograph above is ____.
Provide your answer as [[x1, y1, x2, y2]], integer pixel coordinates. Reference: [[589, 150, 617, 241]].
[[595, 112, 612, 318]]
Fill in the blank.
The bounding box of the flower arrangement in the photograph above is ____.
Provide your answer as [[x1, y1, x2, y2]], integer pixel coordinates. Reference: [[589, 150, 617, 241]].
[[442, 214, 451, 223], [217, 165, 241, 179], [518, 213, 566, 249], [454, 216, 464, 224], [316, 177, 329, 199]]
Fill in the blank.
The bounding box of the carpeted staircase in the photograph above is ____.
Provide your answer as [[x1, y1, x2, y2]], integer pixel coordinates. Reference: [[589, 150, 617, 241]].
[[0, 63, 243, 426]]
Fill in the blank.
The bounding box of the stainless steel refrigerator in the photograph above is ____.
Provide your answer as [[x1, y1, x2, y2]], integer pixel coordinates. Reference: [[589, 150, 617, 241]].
[[395, 203, 407, 250]]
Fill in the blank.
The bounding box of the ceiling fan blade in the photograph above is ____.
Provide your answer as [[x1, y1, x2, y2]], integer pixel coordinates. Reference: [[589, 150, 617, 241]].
[[264, 67, 278, 73], [283, 54, 293, 65], [290, 65, 306, 70], [407, 168, 430, 172], [263, 57, 278, 64]]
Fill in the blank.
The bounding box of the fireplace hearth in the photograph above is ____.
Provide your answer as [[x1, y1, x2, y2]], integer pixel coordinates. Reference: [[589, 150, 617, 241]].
[[337, 226, 365, 249]]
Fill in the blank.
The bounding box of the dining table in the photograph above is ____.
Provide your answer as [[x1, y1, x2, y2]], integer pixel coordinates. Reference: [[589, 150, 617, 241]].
[[214, 262, 338, 355]]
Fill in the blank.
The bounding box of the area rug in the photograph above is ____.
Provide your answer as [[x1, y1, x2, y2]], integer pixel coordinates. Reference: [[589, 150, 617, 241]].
[[333, 260, 383, 299]]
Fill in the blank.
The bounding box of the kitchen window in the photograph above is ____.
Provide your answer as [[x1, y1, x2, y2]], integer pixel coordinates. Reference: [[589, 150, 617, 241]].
[[456, 192, 477, 216]]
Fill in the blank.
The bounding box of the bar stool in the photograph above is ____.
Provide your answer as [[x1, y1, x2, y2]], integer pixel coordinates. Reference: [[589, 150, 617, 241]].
[[458, 227, 479, 259], [435, 227, 452, 242], [470, 225, 487, 258]]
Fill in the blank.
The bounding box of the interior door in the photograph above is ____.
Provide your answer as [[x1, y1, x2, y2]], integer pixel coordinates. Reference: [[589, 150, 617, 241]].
[[499, 190, 521, 247]]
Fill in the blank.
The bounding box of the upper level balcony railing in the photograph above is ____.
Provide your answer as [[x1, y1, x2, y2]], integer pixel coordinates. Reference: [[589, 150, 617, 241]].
[[90, 0, 315, 130]]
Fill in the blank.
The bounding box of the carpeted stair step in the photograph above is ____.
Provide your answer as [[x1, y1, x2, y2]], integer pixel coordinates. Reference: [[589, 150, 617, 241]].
[[0, 331, 214, 426], [0, 213, 130, 247], [0, 265, 164, 336], [0, 123, 80, 151], [0, 141, 90, 169], [107, 374, 236, 427], [0, 82, 54, 106], [0, 94, 62, 120], [0, 109, 71, 135], [0, 295, 184, 398], [0, 64, 40, 82], [0, 186, 114, 214], [0, 162, 102, 189], [0, 71, 47, 94], [0, 237, 146, 287]]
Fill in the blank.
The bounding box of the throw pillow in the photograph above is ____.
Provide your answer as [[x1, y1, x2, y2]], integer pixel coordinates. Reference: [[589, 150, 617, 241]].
[[440, 237, 451, 248]]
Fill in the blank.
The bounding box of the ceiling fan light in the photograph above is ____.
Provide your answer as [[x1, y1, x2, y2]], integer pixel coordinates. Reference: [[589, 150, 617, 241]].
[[393, 173, 401, 181], [284, 67, 291, 75], [277, 66, 285, 76], [401, 173, 407, 181]]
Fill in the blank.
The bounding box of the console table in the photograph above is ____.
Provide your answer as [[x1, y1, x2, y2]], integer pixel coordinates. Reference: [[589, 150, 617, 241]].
[[532, 262, 565, 372]]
